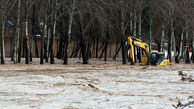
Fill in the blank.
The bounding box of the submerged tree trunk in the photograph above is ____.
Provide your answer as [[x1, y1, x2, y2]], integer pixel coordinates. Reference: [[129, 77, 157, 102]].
[[178, 29, 184, 61], [168, 37, 172, 62], [57, 34, 64, 59], [64, 2, 74, 65], [11, 35, 15, 61], [113, 45, 122, 60], [109, 43, 111, 58], [40, 0, 48, 64], [138, 13, 142, 62], [24, 0, 29, 64], [30, 4, 36, 62], [133, 12, 137, 63], [34, 37, 39, 58], [169, 29, 173, 62], [80, 35, 88, 64], [184, 25, 190, 64], [192, 31, 194, 63], [50, 1, 56, 64], [87, 37, 92, 60], [0, 13, 5, 64], [50, 31, 54, 64], [25, 21, 29, 64], [13, 0, 21, 64], [104, 30, 110, 62], [121, 39, 126, 64], [30, 37, 34, 62], [104, 39, 108, 62], [78, 20, 88, 64], [56, 17, 66, 60], [121, 3, 126, 64], [18, 30, 23, 63], [46, 28, 50, 62], [49, 0, 57, 64], [63, 35, 69, 64], [95, 37, 99, 58], [171, 19, 176, 61]]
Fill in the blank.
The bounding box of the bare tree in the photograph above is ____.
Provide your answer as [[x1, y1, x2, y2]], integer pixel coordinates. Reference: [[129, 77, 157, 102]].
[[160, 0, 177, 62], [0, 0, 16, 64], [0, 3, 5, 64], [13, 0, 21, 64], [63, 0, 75, 64], [40, 0, 48, 64]]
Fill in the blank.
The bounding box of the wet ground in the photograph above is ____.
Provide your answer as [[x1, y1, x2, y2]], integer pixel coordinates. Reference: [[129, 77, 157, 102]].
[[0, 59, 193, 109]]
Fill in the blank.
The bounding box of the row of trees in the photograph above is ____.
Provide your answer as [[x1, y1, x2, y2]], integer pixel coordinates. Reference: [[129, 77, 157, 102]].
[[0, 0, 194, 65]]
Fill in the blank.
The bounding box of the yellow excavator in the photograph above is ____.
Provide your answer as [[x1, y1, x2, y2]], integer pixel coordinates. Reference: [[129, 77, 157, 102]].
[[128, 36, 170, 67]]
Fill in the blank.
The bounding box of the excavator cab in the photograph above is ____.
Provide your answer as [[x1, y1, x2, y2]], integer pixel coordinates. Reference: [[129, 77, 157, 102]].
[[150, 52, 170, 66], [150, 52, 164, 65]]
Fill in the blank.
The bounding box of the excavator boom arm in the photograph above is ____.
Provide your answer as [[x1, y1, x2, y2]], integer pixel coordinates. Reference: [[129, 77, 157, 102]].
[[128, 37, 149, 65]]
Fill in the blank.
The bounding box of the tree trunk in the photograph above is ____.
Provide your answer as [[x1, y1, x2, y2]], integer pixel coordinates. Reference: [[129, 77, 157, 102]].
[[40, 0, 48, 64], [192, 31, 194, 63], [0, 35, 1, 60], [104, 31, 109, 62], [25, 20, 29, 64], [168, 38, 172, 62], [64, 2, 74, 64], [121, 39, 126, 64], [70, 43, 79, 58], [57, 35, 64, 59], [40, 28, 45, 64], [30, 4, 36, 62], [87, 38, 92, 60], [138, 13, 142, 36], [34, 37, 39, 58], [133, 12, 137, 37], [63, 36, 69, 64], [104, 40, 108, 62], [46, 28, 50, 62], [184, 25, 190, 64], [169, 24, 173, 62], [130, 12, 133, 34], [50, 33, 54, 64], [138, 13, 142, 62], [109, 43, 111, 58], [157, 41, 161, 52], [73, 44, 80, 58], [99, 44, 105, 60], [22, 38, 25, 57], [160, 24, 165, 52], [133, 12, 137, 63], [56, 17, 66, 60], [18, 31, 23, 63], [11, 35, 14, 61], [121, 3, 126, 64], [113, 45, 121, 60], [80, 36, 88, 64], [18, 22, 25, 63], [30, 37, 33, 62], [50, 0, 57, 64], [96, 37, 99, 58], [171, 18, 176, 61], [78, 19, 88, 64], [0, 13, 5, 64], [178, 29, 184, 61], [13, 0, 21, 64]]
